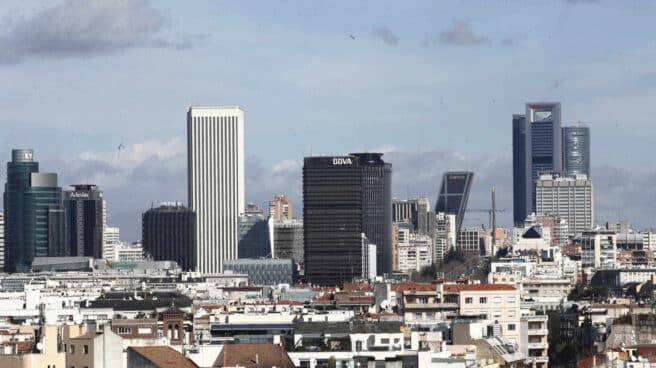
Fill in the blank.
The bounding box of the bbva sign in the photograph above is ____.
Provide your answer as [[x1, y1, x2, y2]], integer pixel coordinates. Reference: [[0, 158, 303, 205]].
[[332, 157, 353, 165]]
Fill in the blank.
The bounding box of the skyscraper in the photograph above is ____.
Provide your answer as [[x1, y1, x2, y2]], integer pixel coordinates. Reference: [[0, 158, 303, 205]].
[[24, 173, 64, 265], [512, 115, 531, 226], [238, 203, 272, 259], [350, 152, 392, 275], [4, 149, 39, 272], [512, 103, 563, 225], [187, 106, 245, 273], [562, 126, 591, 177], [434, 171, 474, 234], [142, 202, 197, 271], [535, 172, 593, 238], [269, 195, 293, 222], [303, 156, 363, 285], [63, 184, 104, 258]]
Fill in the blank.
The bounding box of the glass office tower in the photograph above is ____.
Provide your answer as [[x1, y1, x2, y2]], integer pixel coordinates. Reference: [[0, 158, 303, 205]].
[[303, 156, 363, 285], [512, 103, 563, 225], [64, 184, 105, 258], [350, 153, 392, 276], [562, 126, 590, 177], [435, 171, 474, 234], [24, 173, 64, 267], [3, 149, 39, 272]]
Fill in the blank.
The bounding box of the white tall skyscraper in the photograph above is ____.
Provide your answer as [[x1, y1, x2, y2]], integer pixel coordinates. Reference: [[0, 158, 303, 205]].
[[188, 106, 245, 273]]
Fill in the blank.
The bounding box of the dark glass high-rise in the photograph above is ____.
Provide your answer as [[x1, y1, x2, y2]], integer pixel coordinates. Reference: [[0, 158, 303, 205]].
[[4, 149, 39, 272], [303, 156, 363, 285], [434, 171, 474, 234], [512, 102, 562, 225], [64, 184, 105, 258], [142, 203, 197, 271], [350, 153, 392, 276]]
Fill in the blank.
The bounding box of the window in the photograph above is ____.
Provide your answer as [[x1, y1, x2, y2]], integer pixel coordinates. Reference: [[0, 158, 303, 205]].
[[493, 297, 501, 304], [70, 345, 75, 354], [465, 297, 473, 304], [117, 327, 132, 334], [381, 338, 390, 344], [508, 324, 516, 331], [493, 311, 502, 317], [507, 296, 516, 303], [83, 345, 89, 354], [479, 297, 487, 304]]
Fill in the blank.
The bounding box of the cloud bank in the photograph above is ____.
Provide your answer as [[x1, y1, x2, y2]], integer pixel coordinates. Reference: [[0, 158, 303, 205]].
[[0, 0, 193, 64], [438, 21, 489, 46], [371, 26, 399, 46]]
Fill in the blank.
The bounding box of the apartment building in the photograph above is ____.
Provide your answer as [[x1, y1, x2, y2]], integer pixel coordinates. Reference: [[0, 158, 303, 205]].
[[443, 284, 521, 344]]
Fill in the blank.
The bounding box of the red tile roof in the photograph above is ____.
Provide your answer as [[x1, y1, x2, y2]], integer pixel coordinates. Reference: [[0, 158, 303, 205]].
[[129, 346, 199, 368], [217, 344, 295, 368], [391, 282, 435, 292], [444, 284, 516, 292]]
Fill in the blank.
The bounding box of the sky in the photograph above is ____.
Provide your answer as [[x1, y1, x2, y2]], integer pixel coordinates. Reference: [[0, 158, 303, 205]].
[[1, 0, 656, 240]]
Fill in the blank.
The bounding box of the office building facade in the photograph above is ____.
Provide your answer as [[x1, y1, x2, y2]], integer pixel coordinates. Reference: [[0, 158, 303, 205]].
[[223, 258, 294, 286], [435, 172, 474, 234], [47, 205, 66, 257], [142, 203, 197, 271], [4, 149, 39, 272], [238, 204, 272, 259], [273, 219, 304, 272], [457, 228, 483, 254], [187, 106, 244, 273], [351, 152, 392, 275], [24, 173, 64, 265], [562, 126, 590, 177], [535, 172, 593, 238], [303, 156, 363, 285], [512, 103, 563, 225], [63, 184, 104, 258]]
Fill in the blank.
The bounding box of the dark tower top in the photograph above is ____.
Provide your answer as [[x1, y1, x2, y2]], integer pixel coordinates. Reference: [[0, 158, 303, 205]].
[[142, 204, 197, 271]]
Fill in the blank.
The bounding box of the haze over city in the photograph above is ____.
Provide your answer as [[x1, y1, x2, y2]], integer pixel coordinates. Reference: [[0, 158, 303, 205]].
[[2, 0, 655, 240]]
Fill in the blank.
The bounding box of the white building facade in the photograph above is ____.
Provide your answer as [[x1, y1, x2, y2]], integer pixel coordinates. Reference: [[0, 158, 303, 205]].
[[535, 173, 593, 237], [187, 107, 245, 273]]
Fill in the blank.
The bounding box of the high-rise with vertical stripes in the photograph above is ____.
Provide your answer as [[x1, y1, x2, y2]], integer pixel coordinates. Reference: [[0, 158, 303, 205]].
[[187, 107, 245, 273]]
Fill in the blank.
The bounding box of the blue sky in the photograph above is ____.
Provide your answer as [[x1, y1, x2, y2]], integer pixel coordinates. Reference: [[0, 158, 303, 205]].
[[1, 0, 656, 240]]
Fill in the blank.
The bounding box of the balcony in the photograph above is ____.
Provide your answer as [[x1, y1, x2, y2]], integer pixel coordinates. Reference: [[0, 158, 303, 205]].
[[527, 328, 548, 336], [528, 342, 549, 350]]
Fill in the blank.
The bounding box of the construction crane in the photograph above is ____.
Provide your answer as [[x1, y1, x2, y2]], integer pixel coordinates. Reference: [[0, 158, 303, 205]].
[[466, 208, 506, 229], [466, 186, 507, 248]]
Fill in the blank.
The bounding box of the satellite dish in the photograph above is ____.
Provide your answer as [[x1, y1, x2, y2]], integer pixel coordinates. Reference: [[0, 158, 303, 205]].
[[36, 342, 43, 351]]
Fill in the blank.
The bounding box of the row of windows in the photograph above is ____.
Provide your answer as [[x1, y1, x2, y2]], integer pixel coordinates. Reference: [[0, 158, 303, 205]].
[[464, 296, 517, 304]]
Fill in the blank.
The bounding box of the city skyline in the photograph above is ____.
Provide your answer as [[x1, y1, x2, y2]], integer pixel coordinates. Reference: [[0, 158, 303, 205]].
[[2, 1, 656, 239]]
